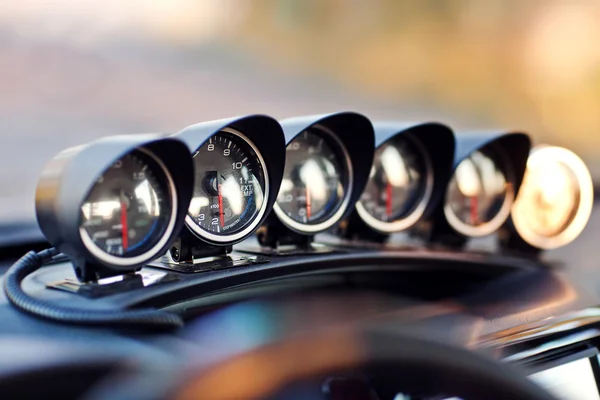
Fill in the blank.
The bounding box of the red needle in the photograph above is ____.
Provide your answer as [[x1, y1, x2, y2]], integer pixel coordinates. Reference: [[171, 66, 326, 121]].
[[470, 196, 478, 225], [120, 196, 128, 251], [218, 184, 224, 228], [386, 182, 392, 218], [305, 185, 311, 220]]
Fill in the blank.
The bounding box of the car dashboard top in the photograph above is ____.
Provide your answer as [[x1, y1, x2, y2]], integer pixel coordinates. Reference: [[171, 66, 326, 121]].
[[0, 111, 597, 399]]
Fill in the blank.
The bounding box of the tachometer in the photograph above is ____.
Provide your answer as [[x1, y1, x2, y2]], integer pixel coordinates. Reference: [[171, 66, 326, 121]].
[[444, 149, 514, 237], [355, 134, 433, 233], [274, 125, 352, 233], [186, 128, 269, 243], [80, 149, 176, 261], [511, 145, 593, 249]]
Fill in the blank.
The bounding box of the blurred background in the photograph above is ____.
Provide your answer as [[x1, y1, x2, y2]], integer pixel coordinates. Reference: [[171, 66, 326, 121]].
[[1, 0, 599, 222]]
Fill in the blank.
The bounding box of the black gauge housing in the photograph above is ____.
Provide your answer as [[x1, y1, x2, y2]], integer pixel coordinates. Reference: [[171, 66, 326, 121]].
[[171, 115, 286, 260], [427, 132, 531, 247], [258, 112, 375, 248], [35, 135, 194, 281], [339, 122, 455, 242]]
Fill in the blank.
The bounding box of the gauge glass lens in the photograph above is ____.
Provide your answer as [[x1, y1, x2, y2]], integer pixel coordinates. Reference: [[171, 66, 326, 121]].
[[445, 150, 512, 232], [359, 136, 428, 223], [80, 150, 173, 258], [188, 131, 266, 237], [511, 146, 593, 249], [516, 161, 579, 237], [276, 127, 349, 226]]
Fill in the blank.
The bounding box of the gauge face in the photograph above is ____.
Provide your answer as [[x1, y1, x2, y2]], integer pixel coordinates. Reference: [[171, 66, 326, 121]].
[[356, 135, 432, 232], [444, 149, 514, 237], [186, 129, 267, 242], [275, 126, 351, 232], [80, 150, 175, 259], [511, 146, 593, 249], [518, 162, 579, 237]]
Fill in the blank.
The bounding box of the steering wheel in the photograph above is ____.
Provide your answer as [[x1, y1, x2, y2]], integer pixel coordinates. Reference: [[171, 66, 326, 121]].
[[83, 295, 557, 400], [84, 328, 556, 400], [168, 327, 555, 400]]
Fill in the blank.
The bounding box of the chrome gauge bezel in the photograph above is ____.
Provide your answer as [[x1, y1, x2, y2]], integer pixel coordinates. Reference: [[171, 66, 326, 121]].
[[355, 132, 434, 234], [184, 127, 271, 244], [273, 124, 354, 234], [444, 145, 516, 238], [78, 147, 179, 268], [511, 145, 593, 249]]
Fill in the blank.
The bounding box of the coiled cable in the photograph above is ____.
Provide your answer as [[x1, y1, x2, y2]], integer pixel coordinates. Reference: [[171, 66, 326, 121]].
[[3, 249, 184, 330]]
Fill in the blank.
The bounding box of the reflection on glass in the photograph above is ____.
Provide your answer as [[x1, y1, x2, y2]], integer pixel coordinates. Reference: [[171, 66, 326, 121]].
[[134, 179, 160, 217], [299, 158, 331, 208]]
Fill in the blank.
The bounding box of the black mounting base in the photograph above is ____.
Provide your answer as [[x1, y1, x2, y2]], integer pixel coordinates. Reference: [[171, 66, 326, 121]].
[[71, 257, 140, 283], [47, 268, 180, 298], [237, 242, 340, 257], [498, 228, 542, 258], [335, 212, 389, 244], [414, 214, 468, 249], [169, 236, 232, 263], [255, 215, 316, 249]]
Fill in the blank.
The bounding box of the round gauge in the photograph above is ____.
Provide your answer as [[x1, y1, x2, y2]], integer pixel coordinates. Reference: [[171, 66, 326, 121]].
[[274, 125, 353, 233], [355, 134, 433, 233], [79, 149, 177, 266], [511, 146, 593, 249], [186, 128, 269, 243], [444, 149, 514, 237]]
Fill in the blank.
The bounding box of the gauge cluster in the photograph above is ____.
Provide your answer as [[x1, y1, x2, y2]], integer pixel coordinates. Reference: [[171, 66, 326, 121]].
[[35, 134, 194, 281], [444, 147, 515, 238], [257, 112, 374, 248], [424, 132, 531, 247], [501, 145, 594, 253], [33, 113, 593, 283], [358, 133, 431, 228], [339, 122, 455, 241], [184, 128, 269, 242], [79, 149, 176, 261], [171, 115, 285, 260], [275, 125, 351, 231]]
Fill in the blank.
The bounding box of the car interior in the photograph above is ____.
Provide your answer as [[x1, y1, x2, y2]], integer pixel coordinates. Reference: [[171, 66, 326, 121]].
[[1, 2, 599, 400]]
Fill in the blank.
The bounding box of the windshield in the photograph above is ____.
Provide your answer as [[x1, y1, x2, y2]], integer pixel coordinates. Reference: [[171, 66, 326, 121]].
[[2, 1, 599, 225]]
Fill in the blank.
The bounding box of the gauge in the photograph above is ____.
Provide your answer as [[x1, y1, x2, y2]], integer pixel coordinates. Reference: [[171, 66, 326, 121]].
[[355, 134, 433, 233], [80, 149, 177, 264], [186, 128, 269, 243], [511, 146, 593, 249], [274, 125, 352, 233], [444, 149, 514, 237]]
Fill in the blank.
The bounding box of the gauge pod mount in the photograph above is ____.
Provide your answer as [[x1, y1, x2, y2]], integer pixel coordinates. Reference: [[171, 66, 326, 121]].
[[170, 115, 285, 262], [257, 112, 375, 249], [427, 131, 531, 248], [338, 121, 455, 243], [500, 145, 594, 256], [36, 134, 194, 282]]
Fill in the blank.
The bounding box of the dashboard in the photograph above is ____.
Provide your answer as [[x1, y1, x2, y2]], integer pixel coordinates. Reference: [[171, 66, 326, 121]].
[[0, 111, 598, 399]]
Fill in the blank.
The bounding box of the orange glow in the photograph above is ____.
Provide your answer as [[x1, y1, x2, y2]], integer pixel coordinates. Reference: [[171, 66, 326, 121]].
[[174, 329, 364, 400]]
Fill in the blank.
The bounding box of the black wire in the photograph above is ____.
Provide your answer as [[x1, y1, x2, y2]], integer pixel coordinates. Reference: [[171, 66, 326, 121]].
[[3, 249, 184, 330]]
